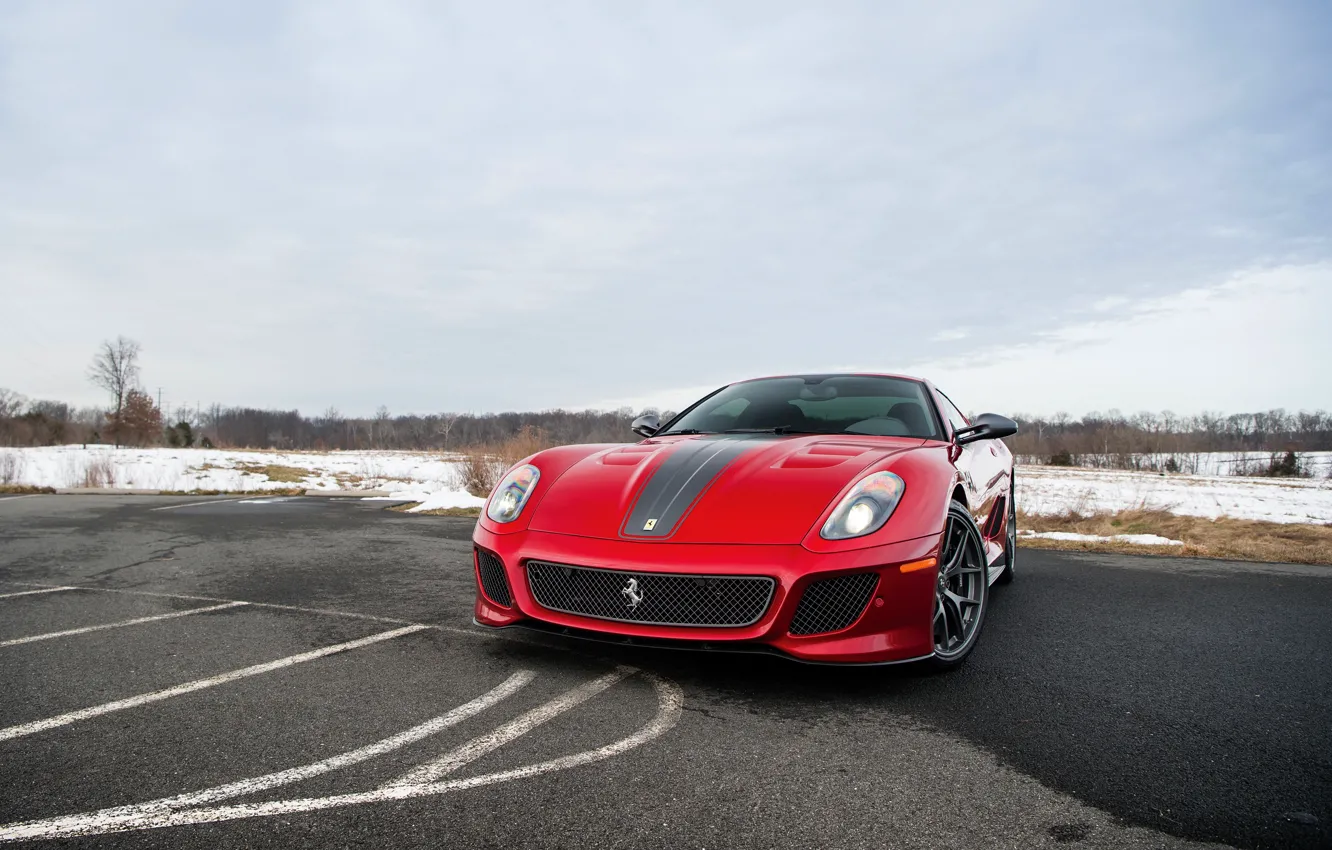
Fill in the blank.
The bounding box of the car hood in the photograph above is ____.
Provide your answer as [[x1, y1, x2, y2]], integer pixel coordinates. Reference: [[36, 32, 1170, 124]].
[[528, 433, 927, 545]]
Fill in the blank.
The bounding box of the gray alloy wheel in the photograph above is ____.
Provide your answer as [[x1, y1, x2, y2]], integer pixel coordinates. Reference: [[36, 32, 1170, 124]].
[[929, 502, 990, 669], [997, 480, 1016, 585]]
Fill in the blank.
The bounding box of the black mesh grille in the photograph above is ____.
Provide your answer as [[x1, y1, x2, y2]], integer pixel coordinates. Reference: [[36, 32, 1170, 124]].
[[475, 548, 513, 607], [525, 561, 774, 627], [788, 573, 880, 636]]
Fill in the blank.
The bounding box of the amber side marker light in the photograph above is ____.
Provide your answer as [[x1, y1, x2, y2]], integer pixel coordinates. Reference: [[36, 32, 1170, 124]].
[[899, 557, 938, 574]]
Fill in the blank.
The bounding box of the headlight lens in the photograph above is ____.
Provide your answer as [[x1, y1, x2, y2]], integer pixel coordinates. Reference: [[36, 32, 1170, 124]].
[[486, 464, 540, 523], [820, 471, 905, 540]]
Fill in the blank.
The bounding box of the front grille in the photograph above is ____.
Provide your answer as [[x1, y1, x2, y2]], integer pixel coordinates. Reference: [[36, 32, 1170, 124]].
[[475, 548, 513, 607], [525, 561, 774, 628], [788, 573, 879, 636]]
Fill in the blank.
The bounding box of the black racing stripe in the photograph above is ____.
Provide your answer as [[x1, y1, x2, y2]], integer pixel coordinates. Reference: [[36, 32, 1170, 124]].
[[620, 435, 774, 539]]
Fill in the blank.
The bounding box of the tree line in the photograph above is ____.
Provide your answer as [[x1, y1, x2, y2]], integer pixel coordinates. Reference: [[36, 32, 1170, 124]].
[[7, 389, 1330, 459], [3, 337, 1331, 471], [1007, 409, 1332, 474], [0, 388, 657, 451]]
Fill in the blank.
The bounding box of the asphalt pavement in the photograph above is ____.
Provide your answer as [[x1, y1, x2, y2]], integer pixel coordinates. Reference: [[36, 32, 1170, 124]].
[[0, 494, 1328, 849]]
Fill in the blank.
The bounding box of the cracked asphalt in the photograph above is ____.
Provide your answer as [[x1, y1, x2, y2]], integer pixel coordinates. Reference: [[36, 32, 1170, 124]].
[[0, 494, 1329, 849]]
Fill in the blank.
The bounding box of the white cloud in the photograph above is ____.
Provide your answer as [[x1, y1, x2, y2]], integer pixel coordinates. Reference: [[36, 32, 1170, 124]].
[[931, 329, 971, 342], [584, 263, 1332, 417], [906, 263, 1332, 415]]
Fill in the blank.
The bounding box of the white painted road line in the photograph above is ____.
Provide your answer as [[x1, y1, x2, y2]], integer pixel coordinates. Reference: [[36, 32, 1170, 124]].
[[146, 670, 537, 806], [0, 672, 684, 842], [390, 665, 634, 786], [0, 624, 429, 742], [1, 582, 422, 627], [149, 497, 254, 512], [0, 586, 79, 600], [0, 601, 249, 648], [0, 495, 40, 503], [0, 670, 537, 839]]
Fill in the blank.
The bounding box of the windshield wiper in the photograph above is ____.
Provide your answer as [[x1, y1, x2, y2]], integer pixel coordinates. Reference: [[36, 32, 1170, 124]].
[[722, 426, 824, 435], [656, 428, 712, 436]]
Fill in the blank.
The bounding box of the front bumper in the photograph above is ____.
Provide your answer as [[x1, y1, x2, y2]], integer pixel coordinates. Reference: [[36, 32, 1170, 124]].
[[471, 526, 942, 664]]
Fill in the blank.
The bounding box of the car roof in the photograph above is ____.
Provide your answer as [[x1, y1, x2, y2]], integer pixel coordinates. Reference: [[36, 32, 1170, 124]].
[[731, 372, 928, 386]]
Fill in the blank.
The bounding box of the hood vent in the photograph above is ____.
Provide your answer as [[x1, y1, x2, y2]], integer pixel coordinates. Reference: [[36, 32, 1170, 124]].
[[599, 445, 657, 467], [776, 443, 871, 470]]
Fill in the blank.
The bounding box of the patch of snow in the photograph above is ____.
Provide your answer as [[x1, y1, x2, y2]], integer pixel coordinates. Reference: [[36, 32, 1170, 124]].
[[405, 490, 486, 513], [1020, 530, 1183, 546]]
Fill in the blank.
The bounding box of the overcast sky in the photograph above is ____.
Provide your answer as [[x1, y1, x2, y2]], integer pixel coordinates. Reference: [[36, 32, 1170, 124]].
[[1, 0, 1328, 418]]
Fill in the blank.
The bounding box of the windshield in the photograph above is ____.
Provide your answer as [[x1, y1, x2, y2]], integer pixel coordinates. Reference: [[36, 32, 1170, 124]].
[[660, 375, 943, 439]]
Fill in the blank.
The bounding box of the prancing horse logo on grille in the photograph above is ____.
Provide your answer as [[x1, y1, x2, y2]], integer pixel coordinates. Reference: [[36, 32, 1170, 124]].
[[621, 577, 644, 610]]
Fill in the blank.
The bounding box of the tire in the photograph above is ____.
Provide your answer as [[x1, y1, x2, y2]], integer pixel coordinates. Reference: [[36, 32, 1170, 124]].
[[996, 479, 1016, 585], [926, 501, 990, 671]]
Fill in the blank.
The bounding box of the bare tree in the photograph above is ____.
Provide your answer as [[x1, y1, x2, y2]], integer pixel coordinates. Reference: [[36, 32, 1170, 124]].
[[87, 337, 141, 447], [435, 412, 460, 453], [373, 405, 393, 448], [0, 388, 26, 419]]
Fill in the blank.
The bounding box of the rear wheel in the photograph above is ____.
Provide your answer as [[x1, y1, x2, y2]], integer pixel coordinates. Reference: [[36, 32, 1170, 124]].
[[928, 502, 990, 670], [997, 480, 1016, 585]]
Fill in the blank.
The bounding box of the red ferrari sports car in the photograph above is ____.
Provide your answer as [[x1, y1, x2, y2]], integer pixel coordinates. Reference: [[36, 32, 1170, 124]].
[[471, 373, 1018, 668]]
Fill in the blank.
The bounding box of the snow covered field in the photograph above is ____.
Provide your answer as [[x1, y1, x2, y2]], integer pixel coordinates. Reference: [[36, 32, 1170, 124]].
[[1018, 464, 1331, 524], [0, 446, 484, 512], [2, 445, 1330, 524]]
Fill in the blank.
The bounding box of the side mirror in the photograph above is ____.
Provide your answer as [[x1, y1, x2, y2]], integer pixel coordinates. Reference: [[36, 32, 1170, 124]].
[[631, 414, 660, 439], [955, 412, 1018, 445]]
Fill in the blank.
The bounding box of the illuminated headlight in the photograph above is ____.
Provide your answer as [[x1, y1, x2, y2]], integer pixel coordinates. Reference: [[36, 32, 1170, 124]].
[[486, 464, 541, 523], [820, 472, 905, 540]]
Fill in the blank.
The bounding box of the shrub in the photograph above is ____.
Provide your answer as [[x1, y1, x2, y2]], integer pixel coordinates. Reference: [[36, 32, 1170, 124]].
[[454, 452, 504, 498], [1048, 449, 1076, 467], [1266, 451, 1303, 478], [0, 451, 23, 485], [107, 390, 163, 447], [1163, 456, 1181, 474], [452, 426, 556, 498], [164, 421, 195, 448]]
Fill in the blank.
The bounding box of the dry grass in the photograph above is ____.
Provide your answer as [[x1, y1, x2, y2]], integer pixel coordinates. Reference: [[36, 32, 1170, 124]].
[[0, 484, 54, 494], [387, 503, 482, 517], [452, 427, 555, 498], [82, 454, 115, 488], [1020, 509, 1332, 566], [234, 463, 311, 484]]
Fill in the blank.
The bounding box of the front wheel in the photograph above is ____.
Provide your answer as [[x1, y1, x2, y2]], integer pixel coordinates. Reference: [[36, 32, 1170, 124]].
[[927, 501, 990, 670]]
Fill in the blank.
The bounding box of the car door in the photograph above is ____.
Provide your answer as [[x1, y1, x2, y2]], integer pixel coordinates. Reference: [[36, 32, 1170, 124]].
[[934, 389, 1008, 551]]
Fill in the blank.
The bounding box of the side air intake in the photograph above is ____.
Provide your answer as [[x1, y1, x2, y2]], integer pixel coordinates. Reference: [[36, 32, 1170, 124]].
[[475, 548, 513, 607], [788, 573, 879, 636]]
